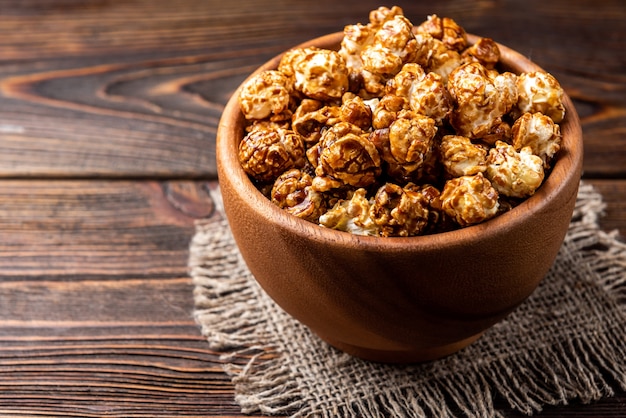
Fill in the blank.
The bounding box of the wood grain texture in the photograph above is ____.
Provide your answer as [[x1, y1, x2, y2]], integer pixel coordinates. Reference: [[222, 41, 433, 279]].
[[0, 179, 623, 417], [0, 0, 625, 416], [0, 0, 624, 178]]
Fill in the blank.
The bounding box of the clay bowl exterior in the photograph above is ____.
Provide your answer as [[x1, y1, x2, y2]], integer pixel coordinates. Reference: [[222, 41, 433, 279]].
[[216, 32, 583, 363]]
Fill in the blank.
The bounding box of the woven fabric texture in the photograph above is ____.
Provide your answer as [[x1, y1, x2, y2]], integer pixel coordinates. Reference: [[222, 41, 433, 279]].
[[190, 182, 626, 417]]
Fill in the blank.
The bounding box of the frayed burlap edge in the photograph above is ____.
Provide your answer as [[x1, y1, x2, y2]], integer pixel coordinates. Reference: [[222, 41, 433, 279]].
[[189, 182, 626, 417]]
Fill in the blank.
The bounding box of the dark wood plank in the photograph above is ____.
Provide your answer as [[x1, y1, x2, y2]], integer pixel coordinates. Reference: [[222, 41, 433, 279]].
[[0, 179, 241, 416], [0, 179, 623, 417], [588, 180, 626, 237], [0, 180, 212, 279], [0, 322, 242, 415], [0, 0, 624, 178], [0, 0, 624, 416]]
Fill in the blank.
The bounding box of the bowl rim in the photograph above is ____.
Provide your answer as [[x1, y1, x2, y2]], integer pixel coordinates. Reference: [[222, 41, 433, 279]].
[[217, 31, 583, 252]]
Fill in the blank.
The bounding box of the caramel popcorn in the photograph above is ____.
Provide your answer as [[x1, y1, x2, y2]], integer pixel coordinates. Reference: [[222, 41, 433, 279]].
[[389, 112, 436, 166], [340, 93, 374, 130], [368, 5, 405, 28], [237, 6, 568, 236], [447, 62, 518, 139], [271, 168, 327, 222], [386, 63, 451, 125], [461, 37, 501, 69], [361, 15, 418, 77], [515, 71, 566, 123], [309, 122, 382, 192], [319, 188, 380, 236], [370, 182, 430, 237], [486, 141, 545, 198], [238, 128, 306, 183], [511, 112, 562, 168], [372, 94, 409, 129], [239, 70, 293, 121], [292, 99, 341, 145], [279, 47, 349, 101], [415, 14, 467, 52], [340, 8, 418, 96], [440, 173, 499, 227], [414, 33, 464, 83], [440, 135, 487, 178]]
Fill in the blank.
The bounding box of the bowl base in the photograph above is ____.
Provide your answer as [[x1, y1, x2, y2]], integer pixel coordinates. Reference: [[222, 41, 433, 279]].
[[317, 332, 485, 363]]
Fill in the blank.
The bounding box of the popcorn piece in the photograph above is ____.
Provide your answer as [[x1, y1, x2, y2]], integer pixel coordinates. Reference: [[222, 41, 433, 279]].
[[428, 38, 464, 83], [369, 5, 405, 28], [238, 128, 306, 183], [361, 15, 418, 77], [416, 14, 467, 52], [279, 47, 349, 101], [413, 33, 463, 83], [486, 141, 545, 198], [448, 62, 518, 139], [319, 188, 380, 236], [370, 182, 430, 237], [511, 112, 562, 168], [440, 135, 488, 178], [292, 99, 341, 145], [407, 183, 453, 233], [386, 63, 452, 125], [271, 168, 327, 222], [372, 126, 440, 185], [516, 71, 565, 123], [238, 70, 292, 120], [339, 22, 375, 72], [477, 120, 512, 146], [372, 94, 409, 129], [340, 93, 373, 130], [370, 111, 437, 180], [440, 173, 499, 226], [310, 122, 382, 192], [341, 12, 418, 96], [461, 37, 500, 69], [388, 111, 437, 166]]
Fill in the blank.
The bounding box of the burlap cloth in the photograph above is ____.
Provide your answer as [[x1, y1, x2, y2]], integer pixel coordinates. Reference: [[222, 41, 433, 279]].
[[189, 182, 626, 417]]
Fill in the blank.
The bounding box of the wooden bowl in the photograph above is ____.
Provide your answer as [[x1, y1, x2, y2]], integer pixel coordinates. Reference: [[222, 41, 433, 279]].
[[216, 32, 583, 363]]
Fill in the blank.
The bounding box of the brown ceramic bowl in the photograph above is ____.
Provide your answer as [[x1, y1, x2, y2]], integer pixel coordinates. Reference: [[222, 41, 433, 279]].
[[216, 32, 583, 363]]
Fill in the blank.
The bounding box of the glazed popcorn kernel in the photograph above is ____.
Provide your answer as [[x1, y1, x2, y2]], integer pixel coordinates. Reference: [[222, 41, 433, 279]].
[[440, 135, 488, 178], [239, 70, 292, 121], [271, 168, 327, 223], [238, 6, 568, 236], [292, 99, 342, 145], [515, 71, 566, 123], [440, 173, 500, 227], [486, 141, 545, 198], [461, 37, 501, 70], [447, 61, 518, 140], [310, 122, 382, 192], [319, 188, 380, 236], [413, 33, 464, 84], [512, 112, 562, 168], [386, 63, 451, 125], [386, 111, 437, 167], [361, 15, 418, 77], [279, 47, 349, 101], [238, 128, 306, 183], [340, 93, 374, 130], [415, 14, 467, 52], [370, 182, 430, 237], [372, 94, 409, 129]]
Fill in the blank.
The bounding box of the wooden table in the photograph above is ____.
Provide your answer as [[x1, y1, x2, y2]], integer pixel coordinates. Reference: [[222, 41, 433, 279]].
[[1, 1, 624, 416]]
